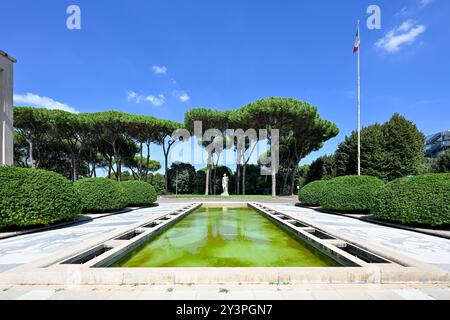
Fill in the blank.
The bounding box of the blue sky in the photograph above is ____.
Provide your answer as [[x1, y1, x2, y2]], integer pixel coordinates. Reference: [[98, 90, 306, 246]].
[[2, 0, 449, 173]]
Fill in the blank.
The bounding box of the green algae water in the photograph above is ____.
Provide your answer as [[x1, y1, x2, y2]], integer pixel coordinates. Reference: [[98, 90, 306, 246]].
[[112, 207, 339, 267]]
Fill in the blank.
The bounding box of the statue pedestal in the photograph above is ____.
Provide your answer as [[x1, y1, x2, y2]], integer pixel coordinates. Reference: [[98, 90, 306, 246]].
[[221, 192, 230, 197]]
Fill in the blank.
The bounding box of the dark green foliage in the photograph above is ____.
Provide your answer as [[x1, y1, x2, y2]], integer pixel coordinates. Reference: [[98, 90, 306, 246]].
[[320, 176, 385, 214], [305, 155, 336, 184], [333, 114, 425, 181], [418, 156, 437, 175], [13, 107, 165, 182], [244, 165, 271, 195], [298, 180, 328, 206], [335, 124, 385, 179], [146, 173, 166, 195], [74, 178, 126, 213], [0, 167, 81, 229], [383, 114, 425, 180], [167, 163, 196, 194], [193, 170, 207, 194], [121, 181, 157, 206], [120, 171, 134, 181], [372, 174, 450, 227], [296, 165, 310, 189], [434, 151, 450, 173]]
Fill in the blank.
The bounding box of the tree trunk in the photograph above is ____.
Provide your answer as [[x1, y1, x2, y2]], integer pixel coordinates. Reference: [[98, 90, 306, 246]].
[[242, 164, 246, 195], [113, 143, 121, 182], [116, 159, 122, 182], [71, 156, 77, 181], [164, 155, 169, 194], [139, 142, 143, 181], [290, 167, 296, 195], [91, 161, 96, 178], [28, 140, 35, 169], [145, 143, 151, 180], [236, 164, 240, 195], [281, 169, 291, 195], [205, 153, 211, 195], [212, 166, 217, 195]]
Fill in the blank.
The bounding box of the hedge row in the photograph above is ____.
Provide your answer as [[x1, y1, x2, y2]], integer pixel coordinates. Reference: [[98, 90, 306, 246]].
[[0, 168, 158, 229], [0, 167, 82, 229], [74, 178, 157, 213], [74, 178, 127, 213], [372, 173, 450, 227], [299, 173, 450, 226], [320, 176, 385, 214], [121, 181, 157, 207], [298, 180, 328, 206]]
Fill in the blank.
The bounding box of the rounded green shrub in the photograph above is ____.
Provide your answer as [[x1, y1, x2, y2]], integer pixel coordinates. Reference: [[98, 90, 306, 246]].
[[0, 167, 82, 229], [320, 175, 385, 214], [299, 180, 329, 206], [121, 181, 157, 207], [372, 173, 450, 227], [74, 178, 126, 213]]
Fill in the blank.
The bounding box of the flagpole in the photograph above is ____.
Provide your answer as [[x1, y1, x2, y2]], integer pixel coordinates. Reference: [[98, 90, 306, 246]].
[[357, 19, 361, 176]]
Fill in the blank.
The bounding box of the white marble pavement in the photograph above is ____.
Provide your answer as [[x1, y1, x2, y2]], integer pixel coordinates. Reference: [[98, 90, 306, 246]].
[[1, 202, 450, 274], [265, 204, 450, 272], [1, 283, 450, 300], [0, 203, 189, 273]]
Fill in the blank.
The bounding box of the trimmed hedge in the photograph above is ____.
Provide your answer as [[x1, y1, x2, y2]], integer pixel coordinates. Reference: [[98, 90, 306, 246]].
[[74, 178, 127, 213], [121, 181, 157, 207], [299, 180, 329, 206], [0, 167, 81, 229], [320, 175, 385, 214], [372, 173, 450, 227]]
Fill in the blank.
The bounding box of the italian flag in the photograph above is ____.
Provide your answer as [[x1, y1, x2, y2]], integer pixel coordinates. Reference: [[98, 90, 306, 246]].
[[353, 29, 360, 53]]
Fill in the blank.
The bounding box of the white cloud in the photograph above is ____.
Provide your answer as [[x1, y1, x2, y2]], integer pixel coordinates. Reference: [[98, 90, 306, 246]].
[[397, 20, 415, 33], [13, 93, 79, 114], [395, 7, 408, 17], [127, 90, 137, 100], [420, 0, 433, 8], [152, 65, 168, 75], [179, 92, 190, 102], [127, 90, 143, 103], [173, 90, 190, 102], [375, 20, 426, 53], [128, 91, 166, 106], [145, 94, 165, 106]]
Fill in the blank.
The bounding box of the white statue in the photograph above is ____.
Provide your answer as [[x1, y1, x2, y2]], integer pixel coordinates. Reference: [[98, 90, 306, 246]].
[[221, 174, 229, 196]]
